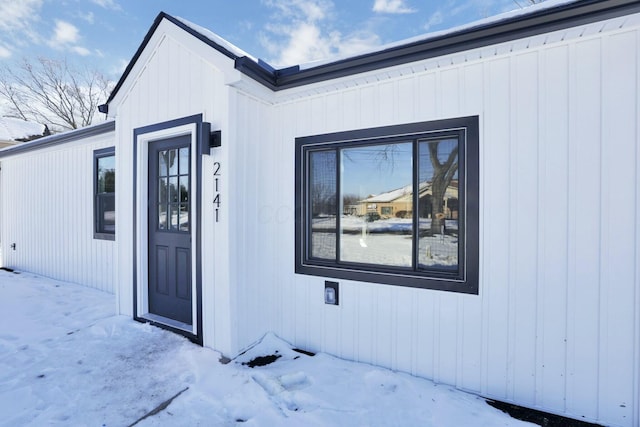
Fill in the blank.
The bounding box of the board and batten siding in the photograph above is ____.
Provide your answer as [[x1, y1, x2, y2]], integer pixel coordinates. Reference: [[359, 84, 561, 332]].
[[0, 130, 116, 293], [227, 90, 279, 352], [230, 13, 640, 427], [110, 20, 239, 353]]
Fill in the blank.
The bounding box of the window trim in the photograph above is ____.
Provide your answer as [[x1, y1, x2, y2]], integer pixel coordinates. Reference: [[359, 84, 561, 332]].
[[295, 116, 479, 294], [94, 146, 116, 241]]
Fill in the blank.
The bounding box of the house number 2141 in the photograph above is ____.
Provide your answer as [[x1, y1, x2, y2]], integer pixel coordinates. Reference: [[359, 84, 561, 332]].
[[213, 162, 221, 222]]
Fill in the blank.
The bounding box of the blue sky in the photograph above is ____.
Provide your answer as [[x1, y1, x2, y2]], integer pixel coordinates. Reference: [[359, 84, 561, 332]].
[[1, 0, 528, 79]]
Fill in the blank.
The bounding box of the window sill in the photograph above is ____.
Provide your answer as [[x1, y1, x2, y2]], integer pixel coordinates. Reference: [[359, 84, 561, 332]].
[[296, 263, 478, 294], [94, 233, 115, 241]]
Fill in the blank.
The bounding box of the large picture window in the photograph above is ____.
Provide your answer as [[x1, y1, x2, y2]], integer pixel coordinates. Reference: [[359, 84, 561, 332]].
[[94, 147, 115, 240], [295, 116, 478, 293]]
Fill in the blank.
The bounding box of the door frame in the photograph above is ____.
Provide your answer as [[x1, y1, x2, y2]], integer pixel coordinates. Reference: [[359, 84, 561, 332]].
[[133, 114, 206, 345]]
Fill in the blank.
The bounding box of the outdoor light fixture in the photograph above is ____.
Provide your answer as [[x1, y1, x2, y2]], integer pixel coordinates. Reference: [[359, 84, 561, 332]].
[[209, 130, 222, 148], [198, 122, 221, 155]]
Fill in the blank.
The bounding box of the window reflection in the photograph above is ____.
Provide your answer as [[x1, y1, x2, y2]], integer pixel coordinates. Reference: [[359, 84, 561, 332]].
[[157, 147, 190, 232], [96, 152, 115, 235], [179, 147, 189, 173], [306, 138, 460, 271], [168, 149, 178, 175], [179, 204, 189, 231], [418, 138, 459, 270], [309, 150, 336, 260], [340, 143, 413, 267], [298, 117, 478, 291]]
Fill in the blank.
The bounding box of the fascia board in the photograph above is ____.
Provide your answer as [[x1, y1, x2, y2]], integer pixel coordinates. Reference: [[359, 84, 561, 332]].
[[106, 25, 168, 117], [103, 1, 640, 110], [164, 20, 240, 78], [237, 0, 640, 90], [0, 121, 115, 158], [264, 2, 640, 104], [105, 12, 243, 115], [108, 18, 241, 115]]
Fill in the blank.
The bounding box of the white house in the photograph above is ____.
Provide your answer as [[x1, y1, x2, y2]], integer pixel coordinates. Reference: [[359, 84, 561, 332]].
[[0, 117, 48, 148], [1, 1, 639, 425]]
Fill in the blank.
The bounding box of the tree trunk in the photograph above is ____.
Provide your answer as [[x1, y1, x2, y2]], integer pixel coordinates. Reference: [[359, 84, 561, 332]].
[[428, 142, 458, 235]]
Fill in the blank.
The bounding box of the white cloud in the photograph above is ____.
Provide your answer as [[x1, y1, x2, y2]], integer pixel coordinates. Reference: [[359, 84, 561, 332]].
[[72, 46, 91, 56], [274, 22, 331, 65], [424, 11, 444, 31], [0, 44, 11, 59], [110, 58, 129, 77], [263, 0, 331, 21], [336, 32, 381, 57], [261, 0, 381, 67], [51, 20, 81, 45], [48, 20, 92, 57], [0, 0, 43, 33], [78, 11, 95, 24], [0, 0, 102, 60], [239, 20, 254, 32], [420, 0, 513, 32], [296, 1, 328, 21], [372, 0, 416, 14], [90, 0, 121, 11], [0, 0, 43, 48]]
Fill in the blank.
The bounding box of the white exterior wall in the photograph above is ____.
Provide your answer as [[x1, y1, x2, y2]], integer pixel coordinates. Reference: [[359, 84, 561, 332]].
[[0, 130, 116, 293], [228, 91, 278, 348], [1, 7, 637, 427], [230, 12, 640, 427], [110, 20, 242, 354]]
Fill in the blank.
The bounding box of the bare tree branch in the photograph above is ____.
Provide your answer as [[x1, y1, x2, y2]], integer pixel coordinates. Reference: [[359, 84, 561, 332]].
[[427, 141, 459, 233], [0, 57, 113, 131]]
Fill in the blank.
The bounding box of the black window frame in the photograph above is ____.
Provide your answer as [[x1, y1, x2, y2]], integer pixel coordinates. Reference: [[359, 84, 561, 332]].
[[295, 116, 479, 294], [94, 146, 116, 240]]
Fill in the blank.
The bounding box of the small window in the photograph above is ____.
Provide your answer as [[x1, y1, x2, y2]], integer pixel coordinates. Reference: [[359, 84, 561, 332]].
[[295, 117, 479, 293], [94, 147, 115, 240]]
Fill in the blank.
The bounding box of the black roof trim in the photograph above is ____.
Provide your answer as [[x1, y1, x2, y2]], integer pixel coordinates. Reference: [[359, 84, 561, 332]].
[[251, 0, 640, 90], [235, 57, 278, 90], [103, 0, 640, 103], [235, 58, 302, 91], [105, 12, 167, 105], [105, 12, 255, 105], [0, 121, 115, 158]]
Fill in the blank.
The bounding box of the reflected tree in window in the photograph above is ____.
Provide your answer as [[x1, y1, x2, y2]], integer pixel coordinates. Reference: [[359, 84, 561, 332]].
[[157, 148, 190, 232], [309, 150, 337, 260], [296, 116, 478, 291], [424, 140, 458, 234], [340, 142, 413, 267]]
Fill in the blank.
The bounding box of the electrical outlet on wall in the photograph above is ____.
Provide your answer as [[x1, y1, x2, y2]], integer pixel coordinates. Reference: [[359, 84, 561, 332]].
[[324, 281, 339, 305]]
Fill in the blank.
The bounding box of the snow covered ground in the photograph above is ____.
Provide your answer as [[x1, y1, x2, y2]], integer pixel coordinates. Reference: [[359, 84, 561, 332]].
[[0, 270, 533, 426], [312, 216, 459, 267]]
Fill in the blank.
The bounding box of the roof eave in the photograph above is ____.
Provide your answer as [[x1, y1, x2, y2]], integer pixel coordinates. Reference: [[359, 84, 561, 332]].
[[101, 0, 640, 105], [103, 12, 245, 108], [0, 121, 115, 158], [243, 0, 640, 90]]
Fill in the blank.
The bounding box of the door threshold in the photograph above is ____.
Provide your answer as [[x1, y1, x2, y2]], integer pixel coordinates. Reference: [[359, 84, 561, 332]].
[[139, 313, 194, 334]]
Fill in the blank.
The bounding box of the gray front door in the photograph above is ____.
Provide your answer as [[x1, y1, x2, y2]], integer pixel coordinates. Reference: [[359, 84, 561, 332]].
[[148, 135, 192, 325]]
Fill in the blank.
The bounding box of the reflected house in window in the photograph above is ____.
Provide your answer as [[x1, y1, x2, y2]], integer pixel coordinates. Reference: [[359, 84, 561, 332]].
[[299, 117, 476, 288], [0, 117, 49, 148], [357, 180, 459, 224]]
